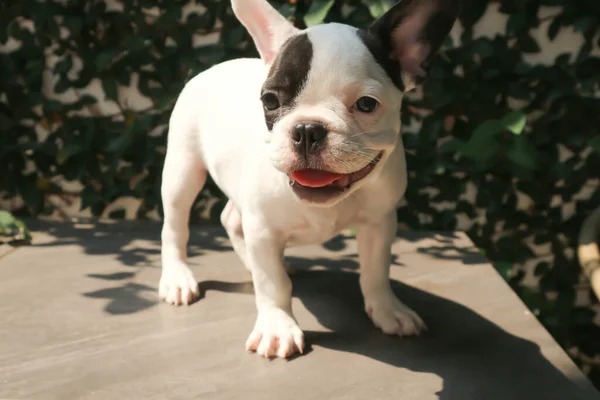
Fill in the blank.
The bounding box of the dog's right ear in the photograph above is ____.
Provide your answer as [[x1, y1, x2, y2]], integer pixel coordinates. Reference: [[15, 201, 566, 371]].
[[232, 0, 300, 66]]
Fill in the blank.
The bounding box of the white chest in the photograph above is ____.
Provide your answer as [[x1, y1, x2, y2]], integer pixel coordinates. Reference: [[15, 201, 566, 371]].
[[285, 202, 362, 247]]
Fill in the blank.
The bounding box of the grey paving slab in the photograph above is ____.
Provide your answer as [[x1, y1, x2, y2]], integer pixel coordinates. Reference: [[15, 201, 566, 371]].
[[0, 220, 598, 400]]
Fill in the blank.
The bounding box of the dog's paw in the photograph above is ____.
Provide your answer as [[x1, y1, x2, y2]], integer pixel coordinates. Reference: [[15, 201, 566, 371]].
[[365, 292, 427, 336], [246, 308, 304, 359], [159, 262, 199, 306]]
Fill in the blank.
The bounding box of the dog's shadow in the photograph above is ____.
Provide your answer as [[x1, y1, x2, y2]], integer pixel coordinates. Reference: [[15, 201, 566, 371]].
[[198, 260, 594, 400]]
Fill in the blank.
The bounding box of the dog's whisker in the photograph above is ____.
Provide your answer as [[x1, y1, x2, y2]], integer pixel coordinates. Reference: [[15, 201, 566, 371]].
[[328, 153, 354, 171], [349, 129, 380, 138], [337, 148, 379, 160]]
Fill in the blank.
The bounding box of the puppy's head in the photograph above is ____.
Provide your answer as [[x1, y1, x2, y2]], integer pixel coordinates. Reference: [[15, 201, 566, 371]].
[[233, 0, 459, 206]]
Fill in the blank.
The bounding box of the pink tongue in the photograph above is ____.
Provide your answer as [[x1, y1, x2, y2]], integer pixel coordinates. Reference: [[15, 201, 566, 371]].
[[291, 169, 344, 188]]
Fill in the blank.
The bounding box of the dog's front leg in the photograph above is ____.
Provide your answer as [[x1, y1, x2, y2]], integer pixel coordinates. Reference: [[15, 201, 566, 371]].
[[243, 220, 304, 358], [357, 211, 427, 336]]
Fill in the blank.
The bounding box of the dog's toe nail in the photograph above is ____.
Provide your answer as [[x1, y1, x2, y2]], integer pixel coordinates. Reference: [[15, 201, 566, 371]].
[[293, 333, 304, 354]]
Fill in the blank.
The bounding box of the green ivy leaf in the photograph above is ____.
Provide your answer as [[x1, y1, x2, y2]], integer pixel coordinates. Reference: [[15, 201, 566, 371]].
[[518, 34, 541, 53], [589, 136, 600, 153], [44, 100, 63, 113], [78, 95, 97, 105], [64, 16, 82, 38], [506, 13, 527, 35], [0, 211, 17, 235], [102, 78, 119, 101], [304, 0, 335, 27], [459, 0, 488, 29], [196, 45, 225, 65], [555, 53, 571, 65], [56, 143, 85, 165], [107, 129, 133, 153], [0, 112, 14, 131], [0, 14, 10, 44], [438, 137, 465, 153], [573, 16, 596, 34], [80, 187, 101, 211], [0, 211, 32, 241], [535, 262, 551, 277], [493, 261, 513, 280], [366, 0, 394, 19], [95, 50, 117, 72], [54, 77, 71, 94], [122, 36, 147, 53], [154, 95, 177, 111], [460, 119, 504, 161], [507, 134, 538, 170], [221, 25, 247, 49], [276, 3, 297, 20], [17, 178, 44, 214], [12, 219, 32, 242], [9, 22, 28, 41], [547, 14, 564, 41], [54, 55, 73, 74], [501, 111, 527, 135], [473, 39, 494, 57]]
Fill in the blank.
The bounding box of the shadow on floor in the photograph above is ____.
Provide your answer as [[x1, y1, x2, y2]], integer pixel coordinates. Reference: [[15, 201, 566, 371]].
[[199, 262, 593, 400], [321, 230, 487, 266], [24, 220, 233, 315], [27, 220, 486, 316], [26, 219, 232, 267]]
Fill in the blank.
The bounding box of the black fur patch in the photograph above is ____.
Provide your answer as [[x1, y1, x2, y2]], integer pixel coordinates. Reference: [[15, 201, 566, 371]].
[[358, 0, 460, 91], [357, 29, 406, 92], [261, 33, 313, 131]]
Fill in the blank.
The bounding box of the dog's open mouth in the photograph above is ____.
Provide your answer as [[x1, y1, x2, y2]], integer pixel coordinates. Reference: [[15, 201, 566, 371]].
[[288, 152, 383, 204]]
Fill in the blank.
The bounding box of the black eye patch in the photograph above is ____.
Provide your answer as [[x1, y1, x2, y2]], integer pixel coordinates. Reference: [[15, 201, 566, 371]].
[[260, 33, 313, 131]]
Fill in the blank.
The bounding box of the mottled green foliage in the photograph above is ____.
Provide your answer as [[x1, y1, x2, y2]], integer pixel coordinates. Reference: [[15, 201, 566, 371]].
[[1, 0, 600, 387], [0, 211, 31, 242]]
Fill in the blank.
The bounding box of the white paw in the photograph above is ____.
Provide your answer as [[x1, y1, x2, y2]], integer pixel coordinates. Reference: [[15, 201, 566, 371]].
[[159, 262, 199, 306], [365, 291, 427, 336], [246, 308, 305, 359]]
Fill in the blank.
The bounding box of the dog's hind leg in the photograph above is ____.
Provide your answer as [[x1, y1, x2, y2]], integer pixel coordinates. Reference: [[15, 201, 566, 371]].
[[220, 200, 249, 271], [159, 124, 206, 305]]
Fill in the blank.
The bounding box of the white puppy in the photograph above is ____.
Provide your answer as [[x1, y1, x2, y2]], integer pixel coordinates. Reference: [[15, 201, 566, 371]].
[[159, 0, 460, 359]]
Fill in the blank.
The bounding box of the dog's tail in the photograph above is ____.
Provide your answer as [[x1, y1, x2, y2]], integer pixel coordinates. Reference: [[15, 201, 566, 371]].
[[578, 205, 600, 300]]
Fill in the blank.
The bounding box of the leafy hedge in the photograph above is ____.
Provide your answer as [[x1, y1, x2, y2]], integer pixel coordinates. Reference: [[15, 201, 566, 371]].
[[2, 0, 600, 387]]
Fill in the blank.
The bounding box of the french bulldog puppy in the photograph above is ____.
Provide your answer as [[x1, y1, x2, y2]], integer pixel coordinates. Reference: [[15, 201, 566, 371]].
[[159, 0, 460, 358]]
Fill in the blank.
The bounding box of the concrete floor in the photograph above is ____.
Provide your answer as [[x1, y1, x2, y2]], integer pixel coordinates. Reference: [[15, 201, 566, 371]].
[[0, 220, 598, 400]]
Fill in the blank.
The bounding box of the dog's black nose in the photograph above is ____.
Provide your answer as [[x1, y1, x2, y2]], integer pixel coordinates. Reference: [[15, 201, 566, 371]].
[[292, 122, 328, 154]]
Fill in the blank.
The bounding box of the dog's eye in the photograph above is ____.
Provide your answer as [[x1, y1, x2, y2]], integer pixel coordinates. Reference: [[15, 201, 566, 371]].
[[355, 97, 379, 113], [261, 92, 280, 111]]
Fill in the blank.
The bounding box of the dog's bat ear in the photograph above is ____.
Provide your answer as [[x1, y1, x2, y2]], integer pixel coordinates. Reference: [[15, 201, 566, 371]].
[[362, 0, 460, 91], [231, 0, 300, 66]]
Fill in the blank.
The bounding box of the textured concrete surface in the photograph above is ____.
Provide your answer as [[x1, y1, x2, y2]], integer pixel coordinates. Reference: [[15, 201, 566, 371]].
[[0, 220, 598, 400]]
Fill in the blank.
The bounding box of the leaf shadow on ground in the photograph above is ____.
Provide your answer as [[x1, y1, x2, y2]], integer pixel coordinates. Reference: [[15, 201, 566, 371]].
[[24, 219, 232, 315]]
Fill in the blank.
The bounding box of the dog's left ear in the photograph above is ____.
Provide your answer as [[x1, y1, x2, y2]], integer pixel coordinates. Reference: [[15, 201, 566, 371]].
[[361, 0, 460, 91], [232, 0, 300, 66]]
